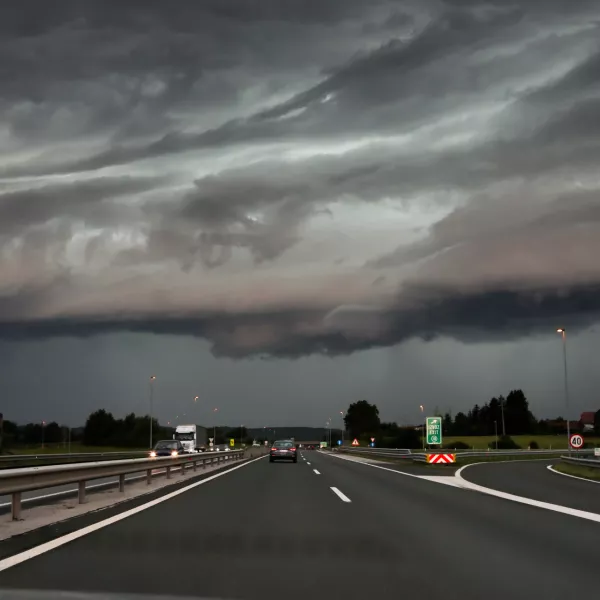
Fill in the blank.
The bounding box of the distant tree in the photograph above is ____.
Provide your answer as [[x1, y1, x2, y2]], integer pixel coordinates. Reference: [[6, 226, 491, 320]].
[[228, 427, 248, 442], [453, 412, 469, 436], [344, 400, 380, 439], [504, 389, 535, 434], [22, 423, 43, 445], [442, 413, 453, 436], [83, 409, 117, 446], [44, 421, 62, 444]]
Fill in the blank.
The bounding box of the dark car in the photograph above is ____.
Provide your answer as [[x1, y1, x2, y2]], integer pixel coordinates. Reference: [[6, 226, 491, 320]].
[[150, 440, 185, 457], [269, 440, 297, 463]]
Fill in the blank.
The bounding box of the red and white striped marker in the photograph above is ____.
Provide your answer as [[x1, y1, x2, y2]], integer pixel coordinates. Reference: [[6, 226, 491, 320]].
[[426, 453, 456, 464]]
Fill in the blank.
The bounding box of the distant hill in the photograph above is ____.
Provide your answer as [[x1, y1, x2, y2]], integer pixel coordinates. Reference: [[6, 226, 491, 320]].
[[245, 427, 340, 441]]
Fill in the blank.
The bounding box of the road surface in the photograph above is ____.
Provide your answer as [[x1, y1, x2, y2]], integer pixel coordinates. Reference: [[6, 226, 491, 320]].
[[0, 450, 598, 599], [459, 458, 600, 512]]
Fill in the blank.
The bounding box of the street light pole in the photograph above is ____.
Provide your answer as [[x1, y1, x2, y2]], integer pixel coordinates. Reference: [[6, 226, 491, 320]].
[[213, 408, 218, 447], [419, 405, 425, 450], [500, 399, 506, 437], [149, 375, 156, 449], [494, 420, 498, 450], [557, 328, 571, 454], [340, 411, 345, 446]]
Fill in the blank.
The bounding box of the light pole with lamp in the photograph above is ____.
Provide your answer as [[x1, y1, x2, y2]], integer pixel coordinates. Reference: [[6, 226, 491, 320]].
[[149, 375, 156, 449], [494, 420, 498, 450], [557, 328, 571, 453], [340, 411, 345, 446], [419, 405, 425, 450], [213, 407, 218, 447]]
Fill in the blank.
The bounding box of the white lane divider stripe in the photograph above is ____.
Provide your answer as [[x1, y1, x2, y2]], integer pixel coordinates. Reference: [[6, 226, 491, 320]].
[[0, 454, 267, 573], [325, 453, 600, 524], [306, 462, 311, 465], [331, 487, 351, 502], [547, 464, 600, 484], [313, 469, 320, 475]]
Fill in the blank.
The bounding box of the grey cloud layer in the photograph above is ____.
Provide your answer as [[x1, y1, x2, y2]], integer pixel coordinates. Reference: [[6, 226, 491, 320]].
[[1, 0, 600, 358]]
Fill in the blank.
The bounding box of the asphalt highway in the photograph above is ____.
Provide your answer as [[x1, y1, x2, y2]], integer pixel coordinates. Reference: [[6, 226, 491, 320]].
[[0, 450, 598, 599], [459, 458, 600, 513]]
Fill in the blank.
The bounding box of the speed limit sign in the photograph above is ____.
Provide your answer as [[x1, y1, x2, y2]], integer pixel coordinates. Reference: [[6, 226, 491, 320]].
[[569, 434, 584, 449]]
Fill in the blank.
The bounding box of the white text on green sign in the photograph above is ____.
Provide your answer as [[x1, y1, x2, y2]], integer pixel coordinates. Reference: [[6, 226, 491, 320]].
[[426, 417, 442, 445]]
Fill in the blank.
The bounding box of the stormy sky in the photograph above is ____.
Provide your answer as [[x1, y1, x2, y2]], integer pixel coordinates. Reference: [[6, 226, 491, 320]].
[[2, 0, 600, 428]]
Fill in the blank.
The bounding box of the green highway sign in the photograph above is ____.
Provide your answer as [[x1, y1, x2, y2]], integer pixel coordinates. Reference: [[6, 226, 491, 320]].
[[426, 417, 442, 445]]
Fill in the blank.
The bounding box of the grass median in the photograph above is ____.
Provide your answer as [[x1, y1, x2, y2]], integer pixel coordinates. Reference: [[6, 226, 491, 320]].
[[552, 462, 600, 482], [443, 435, 600, 450]]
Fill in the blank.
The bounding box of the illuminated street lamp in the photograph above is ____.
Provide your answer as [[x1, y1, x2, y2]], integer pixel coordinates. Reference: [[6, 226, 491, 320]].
[[149, 375, 156, 448], [556, 328, 571, 453]]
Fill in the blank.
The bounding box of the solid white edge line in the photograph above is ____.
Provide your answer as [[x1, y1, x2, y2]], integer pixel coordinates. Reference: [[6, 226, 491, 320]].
[[325, 453, 600, 524], [0, 455, 267, 573], [313, 469, 320, 475], [547, 464, 600, 484], [330, 487, 351, 502]]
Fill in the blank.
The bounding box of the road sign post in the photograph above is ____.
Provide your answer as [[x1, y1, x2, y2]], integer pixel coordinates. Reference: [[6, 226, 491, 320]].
[[569, 433, 584, 449], [426, 417, 442, 446]]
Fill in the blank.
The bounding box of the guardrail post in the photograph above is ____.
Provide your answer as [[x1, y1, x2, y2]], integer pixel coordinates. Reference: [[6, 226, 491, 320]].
[[193, 459, 197, 472], [78, 481, 87, 504], [147, 469, 152, 485], [166, 465, 171, 479], [203, 458, 207, 469], [119, 474, 125, 493], [12, 492, 21, 521], [181, 461, 186, 476]]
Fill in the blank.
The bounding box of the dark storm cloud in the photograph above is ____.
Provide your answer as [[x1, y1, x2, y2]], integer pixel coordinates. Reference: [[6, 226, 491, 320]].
[[2, 0, 600, 359], [0, 175, 167, 234], [1, 281, 599, 359], [1, 4, 530, 175]]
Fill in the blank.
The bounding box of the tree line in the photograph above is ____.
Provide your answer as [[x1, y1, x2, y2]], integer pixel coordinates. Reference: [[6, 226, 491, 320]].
[[0, 410, 256, 452], [343, 389, 598, 449]]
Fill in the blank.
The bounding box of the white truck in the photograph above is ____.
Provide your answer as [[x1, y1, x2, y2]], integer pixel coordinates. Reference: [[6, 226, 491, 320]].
[[173, 424, 208, 453]]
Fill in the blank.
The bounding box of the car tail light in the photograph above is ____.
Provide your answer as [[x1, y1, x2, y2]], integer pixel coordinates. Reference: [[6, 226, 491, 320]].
[[271, 447, 277, 451], [290, 447, 296, 452]]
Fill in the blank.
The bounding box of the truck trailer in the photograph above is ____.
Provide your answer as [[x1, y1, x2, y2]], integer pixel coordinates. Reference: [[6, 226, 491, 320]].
[[173, 424, 208, 453]]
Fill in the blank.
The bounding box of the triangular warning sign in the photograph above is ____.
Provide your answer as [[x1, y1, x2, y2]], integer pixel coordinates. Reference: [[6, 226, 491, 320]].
[[352, 438, 359, 446]]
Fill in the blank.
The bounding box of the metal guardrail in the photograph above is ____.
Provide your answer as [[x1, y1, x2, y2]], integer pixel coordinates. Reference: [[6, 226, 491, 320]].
[[339, 447, 592, 462], [0, 447, 239, 468], [1, 450, 246, 521], [0, 451, 146, 465]]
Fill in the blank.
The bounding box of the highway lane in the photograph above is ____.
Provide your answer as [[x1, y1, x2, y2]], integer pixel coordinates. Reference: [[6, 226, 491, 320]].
[[0, 450, 598, 599], [459, 458, 600, 513]]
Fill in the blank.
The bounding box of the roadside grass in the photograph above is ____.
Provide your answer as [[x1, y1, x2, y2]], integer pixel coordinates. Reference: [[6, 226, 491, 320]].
[[552, 462, 600, 482]]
